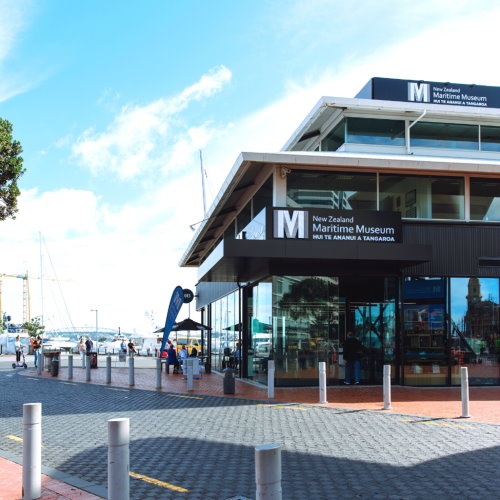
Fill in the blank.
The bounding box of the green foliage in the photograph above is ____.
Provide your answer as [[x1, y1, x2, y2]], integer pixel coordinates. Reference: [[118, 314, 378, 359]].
[[98, 336, 107, 342], [22, 317, 45, 337], [0, 118, 25, 220]]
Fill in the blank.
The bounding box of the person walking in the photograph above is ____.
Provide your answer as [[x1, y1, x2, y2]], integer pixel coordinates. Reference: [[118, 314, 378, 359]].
[[32, 335, 42, 368], [343, 331, 363, 385]]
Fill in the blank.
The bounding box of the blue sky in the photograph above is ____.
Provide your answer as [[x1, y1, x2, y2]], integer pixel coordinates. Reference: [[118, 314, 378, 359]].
[[1, 0, 500, 333]]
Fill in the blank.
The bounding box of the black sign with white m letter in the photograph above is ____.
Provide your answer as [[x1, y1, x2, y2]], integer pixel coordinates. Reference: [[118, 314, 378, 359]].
[[269, 208, 402, 243]]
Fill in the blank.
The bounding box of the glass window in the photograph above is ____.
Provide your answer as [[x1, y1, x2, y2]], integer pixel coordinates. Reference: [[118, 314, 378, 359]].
[[480, 126, 500, 152], [450, 278, 500, 385], [470, 178, 500, 221], [287, 170, 376, 210], [402, 278, 447, 386], [410, 122, 479, 150], [346, 118, 405, 146], [379, 174, 464, 219], [273, 276, 339, 384], [321, 119, 345, 151], [247, 279, 272, 384], [235, 178, 272, 240], [236, 201, 252, 238]]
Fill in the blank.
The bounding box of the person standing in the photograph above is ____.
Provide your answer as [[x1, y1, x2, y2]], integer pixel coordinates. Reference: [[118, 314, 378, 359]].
[[15, 335, 22, 364], [78, 338, 86, 366], [127, 340, 136, 356], [85, 337, 93, 355], [343, 332, 363, 385], [33, 335, 42, 368]]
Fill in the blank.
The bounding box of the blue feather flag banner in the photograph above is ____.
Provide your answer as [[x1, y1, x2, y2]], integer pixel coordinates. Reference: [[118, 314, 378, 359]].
[[159, 286, 185, 355]]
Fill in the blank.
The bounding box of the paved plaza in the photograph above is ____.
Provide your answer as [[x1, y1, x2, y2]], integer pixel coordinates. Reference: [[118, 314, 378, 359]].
[[0, 357, 499, 499]]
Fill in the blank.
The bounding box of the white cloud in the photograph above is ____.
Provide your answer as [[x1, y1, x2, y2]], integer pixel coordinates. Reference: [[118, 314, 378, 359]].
[[5, 6, 500, 334], [72, 65, 232, 179]]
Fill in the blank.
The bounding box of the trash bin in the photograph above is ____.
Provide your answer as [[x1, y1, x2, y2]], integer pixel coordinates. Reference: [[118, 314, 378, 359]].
[[223, 368, 235, 394], [89, 352, 98, 369], [51, 359, 59, 377]]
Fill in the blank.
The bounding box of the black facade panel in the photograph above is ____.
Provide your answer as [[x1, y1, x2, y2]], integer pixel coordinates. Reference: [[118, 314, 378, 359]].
[[196, 281, 238, 310], [403, 222, 500, 277]]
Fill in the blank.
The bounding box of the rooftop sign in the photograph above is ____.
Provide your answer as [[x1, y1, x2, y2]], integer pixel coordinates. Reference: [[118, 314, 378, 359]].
[[356, 77, 500, 109]]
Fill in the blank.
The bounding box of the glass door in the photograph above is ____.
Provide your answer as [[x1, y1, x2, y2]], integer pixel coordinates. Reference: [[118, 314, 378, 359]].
[[351, 300, 396, 384]]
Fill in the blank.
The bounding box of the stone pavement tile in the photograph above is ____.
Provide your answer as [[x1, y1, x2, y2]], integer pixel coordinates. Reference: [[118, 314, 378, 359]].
[[24, 361, 500, 424]]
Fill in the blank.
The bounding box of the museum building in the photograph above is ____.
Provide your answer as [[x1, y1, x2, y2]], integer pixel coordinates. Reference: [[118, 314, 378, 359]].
[[180, 78, 500, 387]]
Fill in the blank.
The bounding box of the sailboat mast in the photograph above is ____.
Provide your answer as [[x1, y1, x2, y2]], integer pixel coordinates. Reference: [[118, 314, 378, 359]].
[[39, 232, 44, 326], [199, 150, 207, 216]]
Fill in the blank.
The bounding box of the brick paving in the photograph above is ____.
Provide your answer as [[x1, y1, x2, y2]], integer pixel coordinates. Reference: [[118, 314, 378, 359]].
[[0, 355, 498, 499], [27, 357, 500, 424]]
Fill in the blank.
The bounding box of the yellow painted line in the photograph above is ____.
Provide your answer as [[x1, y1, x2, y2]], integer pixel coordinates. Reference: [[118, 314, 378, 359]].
[[5, 435, 44, 447], [106, 388, 129, 392], [6, 435, 23, 442], [166, 394, 203, 400], [399, 419, 473, 429], [129, 471, 189, 493], [257, 404, 308, 411], [61, 382, 76, 386]]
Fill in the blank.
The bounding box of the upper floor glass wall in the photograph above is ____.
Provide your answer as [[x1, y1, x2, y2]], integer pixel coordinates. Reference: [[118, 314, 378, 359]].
[[410, 122, 479, 150], [287, 170, 376, 210], [470, 178, 500, 221], [347, 118, 405, 146], [319, 117, 500, 153], [379, 174, 465, 219]]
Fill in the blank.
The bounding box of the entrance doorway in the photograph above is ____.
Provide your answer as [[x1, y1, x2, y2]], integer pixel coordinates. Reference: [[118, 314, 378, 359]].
[[338, 277, 397, 384], [249, 275, 398, 386]]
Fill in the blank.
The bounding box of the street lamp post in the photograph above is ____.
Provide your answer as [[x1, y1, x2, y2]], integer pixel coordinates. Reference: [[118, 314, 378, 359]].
[[90, 309, 98, 348]]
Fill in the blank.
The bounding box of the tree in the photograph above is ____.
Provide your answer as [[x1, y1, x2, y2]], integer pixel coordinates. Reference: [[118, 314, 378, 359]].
[[0, 118, 24, 220], [22, 317, 45, 338]]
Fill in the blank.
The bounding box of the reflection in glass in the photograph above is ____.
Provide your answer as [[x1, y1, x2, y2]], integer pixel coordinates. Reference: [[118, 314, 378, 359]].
[[402, 278, 447, 386], [321, 119, 345, 151], [346, 118, 405, 146], [247, 279, 272, 384], [481, 126, 500, 152], [470, 178, 500, 221], [210, 291, 239, 372], [410, 122, 479, 150], [450, 278, 500, 385], [273, 276, 340, 385], [379, 174, 464, 219], [287, 170, 376, 210]]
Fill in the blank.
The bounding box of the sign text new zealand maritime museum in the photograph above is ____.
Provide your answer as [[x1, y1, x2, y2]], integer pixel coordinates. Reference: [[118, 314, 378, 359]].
[[271, 208, 402, 243]]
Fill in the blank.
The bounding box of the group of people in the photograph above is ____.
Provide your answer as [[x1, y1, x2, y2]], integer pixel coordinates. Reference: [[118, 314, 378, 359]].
[[164, 343, 198, 374]]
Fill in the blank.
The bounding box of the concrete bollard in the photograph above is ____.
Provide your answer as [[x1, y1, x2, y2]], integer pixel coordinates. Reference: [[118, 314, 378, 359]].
[[106, 355, 112, 384], [68, 354, 73, 380], [86, 355, 91, 382], [23, 403, 41, 500], [267, 360, 275, 399], [108, 418, 130, 500], [156, 358, 162, 390], [255, 443, 282, 500], [37, 355, 42, 376], [81, 353, 85, 369], [128, 357, 135, 386], [383, 364, 392, 410], [319, 361, 327, 404], [460, 366, 471, 418]]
